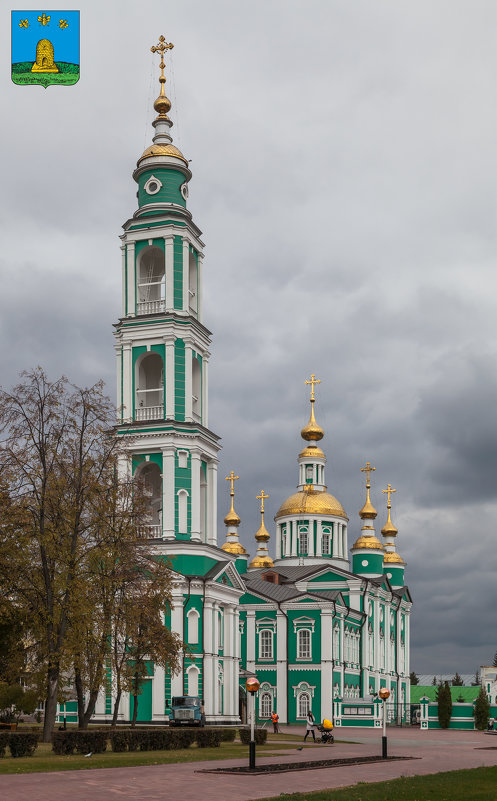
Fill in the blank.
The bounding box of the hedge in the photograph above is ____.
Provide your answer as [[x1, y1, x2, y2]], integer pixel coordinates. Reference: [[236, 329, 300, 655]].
[[0, 732, 9, 758], [218, 727, 236, 742], [110, 728, 196, 752], [52, 730, 107, 755], [238, 727, 267, 745], [8, 732, 39, 758], [196, 729, 222, 748]]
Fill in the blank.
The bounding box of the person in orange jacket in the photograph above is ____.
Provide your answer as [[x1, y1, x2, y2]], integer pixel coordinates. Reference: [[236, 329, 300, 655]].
[[271, 710, 279, 733]]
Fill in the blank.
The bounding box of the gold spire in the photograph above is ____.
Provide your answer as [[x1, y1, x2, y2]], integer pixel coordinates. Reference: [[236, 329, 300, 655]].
[[301, 374, 324, 442], [381, 484, 398, 536], [249, 490, 274, 568], [221, 471, 246, 555], [359, 461, 377, 519], [151, 35, 174, 117]]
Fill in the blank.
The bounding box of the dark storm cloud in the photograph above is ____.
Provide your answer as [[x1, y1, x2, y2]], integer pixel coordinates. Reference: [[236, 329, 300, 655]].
[[1, 0, 495, 674]]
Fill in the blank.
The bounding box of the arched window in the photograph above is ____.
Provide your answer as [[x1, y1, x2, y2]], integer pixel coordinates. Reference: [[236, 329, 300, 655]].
[[305, 465, 313, 483], [259, 629, 273, 660], [137, 246, 165, 314], [260, 692, 272, 718], [322, 533, 330, 555], [187, 666, 199, 697], [298, 529, 308, 556], [298, 692, 310, 718], [178, 490, 188, 534], [188, 251, 198, 316], [297, 629, 311, 660], [135, 352, 164, 421], [187, 609, 199, 644], [136, 461, 162, 536]]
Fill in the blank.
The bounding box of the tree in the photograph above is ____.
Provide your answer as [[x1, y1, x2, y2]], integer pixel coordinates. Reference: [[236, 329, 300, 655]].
[[492, 652, 497, 668], [437, 681, 452, 729], [0, 369, 134, 740], [452, 672, 464, 686], [409, 671, 419, 685], [431, 675, 438, 686], [474, 686, 490, 730], [471, 670, 481, 686]]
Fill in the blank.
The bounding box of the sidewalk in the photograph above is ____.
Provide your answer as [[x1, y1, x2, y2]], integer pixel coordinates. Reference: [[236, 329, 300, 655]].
[[1, 726, 496, 801]]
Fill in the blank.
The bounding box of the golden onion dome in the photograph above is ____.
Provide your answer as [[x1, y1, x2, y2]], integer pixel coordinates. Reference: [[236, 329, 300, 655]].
[[383, 550, 405, 564], [301, 401, 324, 442], [154, 87, 172, 116], [275, 489, 347, 520], [249, 553, 274, 569], [255, 522, 270, 542], [359, 496, 377, 520], [224, 508, 241, 527], [137, 143, 189, 167], [381, 518, 398, 536], [351, 534, 384, 550], [299, 445, 325, 459], [221, 540, 247, 555]]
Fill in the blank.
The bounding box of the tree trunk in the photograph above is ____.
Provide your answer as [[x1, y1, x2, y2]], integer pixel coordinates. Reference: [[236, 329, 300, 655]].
[[75, 665, 85, 729], [111, 687, 122, 728], [43, 664, 60, 743], [81, 688, 100, 729], [132, 694, 139, 727]]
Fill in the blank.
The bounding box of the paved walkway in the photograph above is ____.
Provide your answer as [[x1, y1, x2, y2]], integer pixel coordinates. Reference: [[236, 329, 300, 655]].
[[1, 726, 497, 801]]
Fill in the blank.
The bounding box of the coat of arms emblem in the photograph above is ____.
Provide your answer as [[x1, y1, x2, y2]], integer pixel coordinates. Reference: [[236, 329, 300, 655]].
[[11, 10, 80, 88]]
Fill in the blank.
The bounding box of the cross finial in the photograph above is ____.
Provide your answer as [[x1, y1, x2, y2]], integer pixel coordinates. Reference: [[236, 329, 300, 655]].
[[151, 35, 174, 84], [257, 490, 269, 514], [305, 374, 321, 401], [225, 471, 239, 497], [382, 483, 396, 508], [360, 461, 376, 488]]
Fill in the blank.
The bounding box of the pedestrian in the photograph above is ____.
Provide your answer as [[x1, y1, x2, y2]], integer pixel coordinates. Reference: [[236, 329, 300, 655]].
[[271, 710, 279, 733], [303, 709, 316, 742]]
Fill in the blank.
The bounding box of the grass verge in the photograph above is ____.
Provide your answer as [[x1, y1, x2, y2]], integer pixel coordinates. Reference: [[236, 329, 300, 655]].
[[257, 765, 497, 801]]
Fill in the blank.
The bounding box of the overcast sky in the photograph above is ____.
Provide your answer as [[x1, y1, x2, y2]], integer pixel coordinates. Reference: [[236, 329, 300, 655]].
[[3, 1, 496, 675]]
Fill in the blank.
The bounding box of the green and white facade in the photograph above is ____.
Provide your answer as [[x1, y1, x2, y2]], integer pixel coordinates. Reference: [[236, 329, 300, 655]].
[[90, 50, 412, 727]]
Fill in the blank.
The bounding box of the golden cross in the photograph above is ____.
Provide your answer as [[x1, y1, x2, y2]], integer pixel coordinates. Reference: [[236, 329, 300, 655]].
[[305, 374, 321, 401], [257, 490, 269, 514], [225, 471, 239, 496], [360, 462, 376, 487], [382, 483, 396, 508], [151, 35, 174, 82]]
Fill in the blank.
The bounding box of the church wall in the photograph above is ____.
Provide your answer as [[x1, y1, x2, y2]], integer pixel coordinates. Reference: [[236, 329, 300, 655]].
[[137, 168, 186, 208]]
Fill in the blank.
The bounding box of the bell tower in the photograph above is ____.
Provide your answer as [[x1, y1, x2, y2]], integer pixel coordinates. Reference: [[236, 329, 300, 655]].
[[114, 36, 219, 547]]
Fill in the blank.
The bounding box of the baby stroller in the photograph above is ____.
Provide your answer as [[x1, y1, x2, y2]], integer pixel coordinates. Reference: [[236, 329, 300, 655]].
[[317, 721, 334, 744]]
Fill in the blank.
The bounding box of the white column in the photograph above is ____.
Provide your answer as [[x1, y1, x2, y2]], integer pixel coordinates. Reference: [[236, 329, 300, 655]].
[[184, 340, 193, 422], [115, 345, 122, 421], [126, 242, 135, 316], [275, 524, 281, 560], [153, 665, 165, 719], [405, 613, 411, 703], [212, 603, 220, 715], [206, 462, 218, 546], [164, 336, 175, 419], [121, 245, 127, 317], [203, 600, 214, 716], [316, 520, 322, 557], [197, 253, 203, 323], [190, 450, 201, 541], [246, 612, 256, 672], [276, 611, 288, 723], [182, 238, 190, 312], [339, 616, 345, 694], [342, 525, 348, 559], [202, 352, 209, 428], [291, 521, 297, 557], [223, 605, 235, 717], [170, 595, 184, 698], [308, 519, 315, 557], [165, 236, 174, 312], [162, 449, 175, 539], [233, 608, 240, 718], [321, 608, 333, 722], [122, 342, 132, 421]]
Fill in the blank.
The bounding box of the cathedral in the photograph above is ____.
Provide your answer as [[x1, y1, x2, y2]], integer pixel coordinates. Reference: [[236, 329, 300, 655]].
[[90, 37, 412, 727]]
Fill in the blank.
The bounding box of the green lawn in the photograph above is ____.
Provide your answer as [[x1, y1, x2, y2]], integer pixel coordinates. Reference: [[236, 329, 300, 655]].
[[258, 766, 497, 801], [0, 738, 313, 775]]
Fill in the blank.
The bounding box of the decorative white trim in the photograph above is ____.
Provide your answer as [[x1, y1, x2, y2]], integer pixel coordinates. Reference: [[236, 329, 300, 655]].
[[144, 175, 162, 195], [292, 616, 315, 634]]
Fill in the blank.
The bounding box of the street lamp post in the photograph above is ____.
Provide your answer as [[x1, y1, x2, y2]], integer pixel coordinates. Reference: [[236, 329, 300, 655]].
[[245, 677, 260, 770], [379, 687, 390, 758]]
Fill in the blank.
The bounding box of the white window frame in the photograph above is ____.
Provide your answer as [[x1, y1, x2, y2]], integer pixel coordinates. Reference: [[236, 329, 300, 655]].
[[187, 608, 199, 644], [260, 692, 272, 718], [297, 628, 312, 660], [298, 692, 311, 718], [259, 629, 273, 660]]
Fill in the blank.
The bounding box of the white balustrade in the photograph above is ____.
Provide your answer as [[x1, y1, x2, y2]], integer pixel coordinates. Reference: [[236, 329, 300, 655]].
[[135, 405, 164, 421]]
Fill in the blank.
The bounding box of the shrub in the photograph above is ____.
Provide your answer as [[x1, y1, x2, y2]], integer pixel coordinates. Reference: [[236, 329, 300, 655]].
[[171, 728, 196, 749], [8, 732, 39, 758], [52, 730, 107, 755], [110, 730, 129, 752], [0, 732, 9, 757], [238, 727, 267, 745], [52, 730, 76, 755], [127, 730, 141, 752], [437, 681, 453, 729], [196, 728, 222, 748], [219, 727, 236, 742], [474, 687, 491, 731]]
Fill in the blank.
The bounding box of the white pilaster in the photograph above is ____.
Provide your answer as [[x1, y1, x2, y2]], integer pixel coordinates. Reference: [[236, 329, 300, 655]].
[[126, 242, 135, 316], [153, 664, 165, 719], [197, 253, 203, 322], [212, 603, 220, 715], [165, 236, 174, 312], [170, 595, 184, 698], [309, 520, 315, 557], [291, 521, 297, 557], [162, 449, 175, 539], [202, 353, 209, 428], [184, 341, 193, 421], [276, 610, 288, 723], [203, 600, 214, 716], [321, 608, 333, 722], [122, 342, 132, 421], [275, 524, 281, 560], [246, 612, 256, 672], [316, 519, 322, 557], [121, 245, 126, 317], [164, 335, 175, 419], [190, 449, 201, 541], [182, 238, 190, 312], [206, 462, 218, 546]]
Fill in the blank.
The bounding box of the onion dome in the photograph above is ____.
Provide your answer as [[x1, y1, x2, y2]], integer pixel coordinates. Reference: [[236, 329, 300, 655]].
[[221, 471, 247, 556], [137, 143, 188, 167], [299, 444, 325, 459], [276, 488, 348, 520], [383, 550, 405, 564], [351, 461, 383, 552], [249, 490, 274, 569], [380, 484, 405, 565], [358, 461, 377, 520], [351, 534, 384, 550], [300, 373, 324, 442]]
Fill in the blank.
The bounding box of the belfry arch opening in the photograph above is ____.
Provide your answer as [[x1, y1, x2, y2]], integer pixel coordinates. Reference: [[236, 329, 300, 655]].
[[192, 357, 201, 422], [188, 251, 198, 316], [137, 246, 165, 315], [136, 461, 162, 538], [135, 352, 164, 421]]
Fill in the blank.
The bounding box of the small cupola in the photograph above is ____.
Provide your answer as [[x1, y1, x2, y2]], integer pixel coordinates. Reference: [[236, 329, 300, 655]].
[[249, 490, 274, 569]]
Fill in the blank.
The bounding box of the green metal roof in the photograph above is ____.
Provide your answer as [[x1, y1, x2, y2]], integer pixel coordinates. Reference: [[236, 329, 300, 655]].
[[410, 685, 480, 703]]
